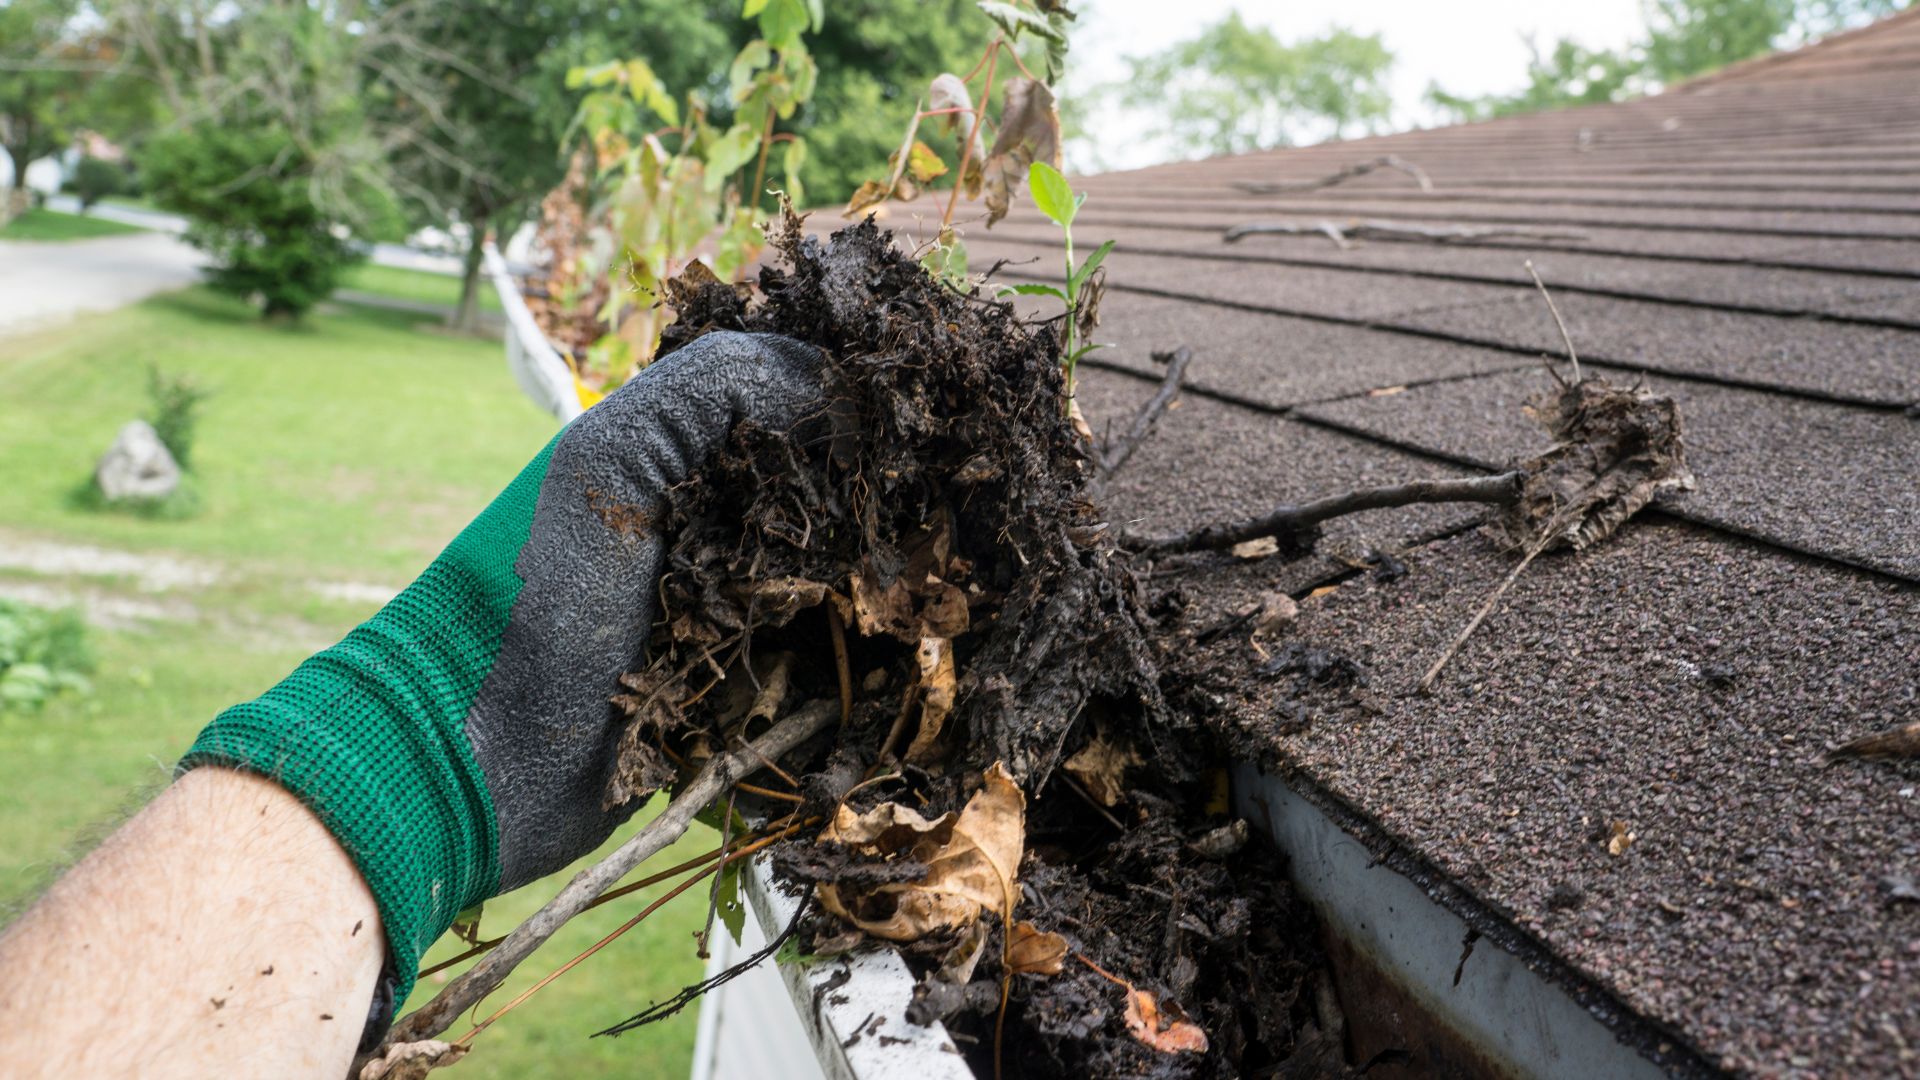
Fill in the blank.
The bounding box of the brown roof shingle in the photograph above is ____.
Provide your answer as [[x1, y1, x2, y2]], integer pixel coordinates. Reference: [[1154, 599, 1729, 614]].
[[961, 10, 1920, 1076]]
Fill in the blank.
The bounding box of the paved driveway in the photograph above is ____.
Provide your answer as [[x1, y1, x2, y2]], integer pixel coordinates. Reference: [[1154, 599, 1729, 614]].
[[0, 232, 206, 339]]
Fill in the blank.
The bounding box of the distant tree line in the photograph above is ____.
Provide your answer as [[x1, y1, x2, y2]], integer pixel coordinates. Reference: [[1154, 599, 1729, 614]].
[[1428, 0, 1912, 121]]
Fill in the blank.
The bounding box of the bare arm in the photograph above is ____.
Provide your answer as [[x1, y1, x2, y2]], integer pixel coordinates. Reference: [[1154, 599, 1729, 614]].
[[0, 767, 383, 1079]]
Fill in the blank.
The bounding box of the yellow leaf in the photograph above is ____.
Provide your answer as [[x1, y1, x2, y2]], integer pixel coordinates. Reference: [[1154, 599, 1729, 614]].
[[906, 139, 948, 183], [843, 179, 891, 218]]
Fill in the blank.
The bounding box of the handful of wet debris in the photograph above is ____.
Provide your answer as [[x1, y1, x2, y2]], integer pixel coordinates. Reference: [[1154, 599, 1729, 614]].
[[596, 213, 1324, 1077]]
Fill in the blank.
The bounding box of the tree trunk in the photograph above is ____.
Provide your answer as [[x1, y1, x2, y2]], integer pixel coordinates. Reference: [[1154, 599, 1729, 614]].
[[450, 211, 490, 335]]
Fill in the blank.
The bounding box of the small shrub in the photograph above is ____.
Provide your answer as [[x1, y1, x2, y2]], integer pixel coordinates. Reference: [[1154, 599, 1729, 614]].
[[0, 600, 93, 713], [147, 366, 211, 471], [72, 158, 127, 210]]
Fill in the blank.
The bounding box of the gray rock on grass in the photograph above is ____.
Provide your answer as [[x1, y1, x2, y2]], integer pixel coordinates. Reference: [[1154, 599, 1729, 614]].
[[95, 419, 180, 501]]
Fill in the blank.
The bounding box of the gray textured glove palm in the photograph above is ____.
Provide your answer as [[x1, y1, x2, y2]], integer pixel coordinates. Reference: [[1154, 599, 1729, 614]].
[[472, 330, 826, 892]]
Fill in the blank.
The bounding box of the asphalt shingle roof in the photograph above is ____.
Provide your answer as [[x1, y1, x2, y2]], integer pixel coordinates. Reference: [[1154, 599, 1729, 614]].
[[963, 11, 1920, 1076]]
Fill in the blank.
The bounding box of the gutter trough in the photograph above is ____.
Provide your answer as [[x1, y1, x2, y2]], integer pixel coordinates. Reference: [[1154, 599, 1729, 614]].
[[703, 766, 1705, 1079]]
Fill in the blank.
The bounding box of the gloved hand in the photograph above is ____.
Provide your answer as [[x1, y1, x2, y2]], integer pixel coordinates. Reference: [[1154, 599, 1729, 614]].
[[180, 331, 824, 1018]]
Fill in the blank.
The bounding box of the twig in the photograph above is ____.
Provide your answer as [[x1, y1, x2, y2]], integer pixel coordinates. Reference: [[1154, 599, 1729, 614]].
[[1525, 260, 1583, 382], [1122, 472, 1524, 557], [1231, 155, 1433, 195], [1224, 219, 1588, 250], [694, 791, 738, 960], [1096, 346, 1194, 484], [1416, 532, 1553, 694], [827, 604, 852, 728], [594, 890, 815, 1036], [374, 700, 838, 1054]]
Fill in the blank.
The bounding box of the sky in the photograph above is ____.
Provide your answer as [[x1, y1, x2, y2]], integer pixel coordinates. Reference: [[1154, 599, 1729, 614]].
[[1059, 0, 1649, 170]]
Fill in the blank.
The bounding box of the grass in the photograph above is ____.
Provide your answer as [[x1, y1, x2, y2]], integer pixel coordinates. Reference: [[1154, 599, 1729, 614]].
[[0, 289, 708, 1078], [0, 207, 148, 241], [99, 194, 162, 213], [342, 262, 502, 313]]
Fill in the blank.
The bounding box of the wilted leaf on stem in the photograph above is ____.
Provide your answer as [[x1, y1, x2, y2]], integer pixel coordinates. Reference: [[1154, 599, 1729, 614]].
[[984, 78, 1061, 226], [928, 73, 973, 131]]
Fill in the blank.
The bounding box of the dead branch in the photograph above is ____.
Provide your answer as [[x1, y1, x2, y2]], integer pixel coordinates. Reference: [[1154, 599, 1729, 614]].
[[594, 891, 814, 1036], [1096, 346, 1194, 484], [1224, 219, 1589, 251], [372, 699, 838, 1056], [1121, 472, 1524, 557], [1232, 155, 1433, 195]]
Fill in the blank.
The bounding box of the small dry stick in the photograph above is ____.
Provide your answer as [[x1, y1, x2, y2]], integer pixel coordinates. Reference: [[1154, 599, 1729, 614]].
[[1232, 155, 1433, 195], [1525, 260, 1582, 382], [1224, 220, 1587, 250], [1123, 472, 1524, 557], [374, 699, 838, 1055], [694, 791, 738, 960], [1416, 530, 1554, 693], [1096, 346, 1194, 483], [827, 604, 853, 727]]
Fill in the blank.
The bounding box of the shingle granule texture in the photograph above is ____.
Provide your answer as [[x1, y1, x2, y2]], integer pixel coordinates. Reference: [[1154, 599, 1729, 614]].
[[1201, 525, 1919, 1077], [885, 9, 1920, 1073]]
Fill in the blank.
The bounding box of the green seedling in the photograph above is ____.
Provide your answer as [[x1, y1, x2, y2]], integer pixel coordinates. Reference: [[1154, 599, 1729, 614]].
[[1004, 160, 1113, 406]]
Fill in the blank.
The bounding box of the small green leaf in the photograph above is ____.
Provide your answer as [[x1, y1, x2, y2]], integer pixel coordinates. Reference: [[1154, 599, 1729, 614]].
[[1027, 161, 1074, 227], [757, 0, 809, 49], [805, 0, 825, 29], [703, 122, 761, 192], [742, 0, 769, 15], [714, 860, 746, 947], [729, 40, 773, 103], [998, 282, 1067, 300], [1069, 239, 1114, 293], [976, 1, 1064, 42]]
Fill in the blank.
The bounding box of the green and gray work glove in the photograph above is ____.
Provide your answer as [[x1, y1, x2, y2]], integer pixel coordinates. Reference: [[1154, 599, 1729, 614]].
[[180, 331, 823, 1029]]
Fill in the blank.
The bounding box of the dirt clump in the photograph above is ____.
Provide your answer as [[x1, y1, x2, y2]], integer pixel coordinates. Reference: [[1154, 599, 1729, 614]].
[[607, 213, 1330, 1077]]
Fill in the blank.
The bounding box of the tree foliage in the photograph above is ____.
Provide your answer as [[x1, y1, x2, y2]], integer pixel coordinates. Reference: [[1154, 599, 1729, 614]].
[[1112, 14, 1394, 158], [1429, 0, 1910, 121], [0, 0, 151, 191]]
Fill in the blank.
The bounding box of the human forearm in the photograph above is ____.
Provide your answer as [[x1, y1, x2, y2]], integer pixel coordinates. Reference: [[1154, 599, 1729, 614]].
[[0, 767, 383, 1079]]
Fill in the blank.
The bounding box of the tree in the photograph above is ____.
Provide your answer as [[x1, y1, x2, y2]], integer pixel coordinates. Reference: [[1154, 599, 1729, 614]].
[[0, 0, 151, 200], [377, 0, 746, 333], [120, 0, 402, 318], [1429, 0, 1911, 122], [1111, 14, 1393, 159], [1426, 37, 1643, 122]]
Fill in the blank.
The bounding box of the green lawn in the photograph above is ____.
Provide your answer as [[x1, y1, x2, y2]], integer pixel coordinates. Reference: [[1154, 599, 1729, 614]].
[[342, 262, 502, 313], [0, 207, 148, 241], [0, 289, 708, 1078], [99, 194, 162, 213]]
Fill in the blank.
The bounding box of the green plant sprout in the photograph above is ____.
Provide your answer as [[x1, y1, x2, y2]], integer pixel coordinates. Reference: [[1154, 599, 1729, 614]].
[[1004, 160, 1113, 404]]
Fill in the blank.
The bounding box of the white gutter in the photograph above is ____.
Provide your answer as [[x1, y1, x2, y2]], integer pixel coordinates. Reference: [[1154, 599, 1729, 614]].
[[484, 240, 583, 425]]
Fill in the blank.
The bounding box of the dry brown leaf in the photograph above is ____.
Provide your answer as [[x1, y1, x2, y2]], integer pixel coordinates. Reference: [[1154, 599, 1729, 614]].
[[1125, 987, 1210, 1054], [1306, 584, 1340, 600], [817, 763, 1025, 941], [1063, 733, 1142, 807], [844, 179, 891, 218], [983, 78, 1061, 226], [358, 1040, 468, 1080], [919, 582, 971, 638], [849, 569, 920, 642], [1498, 377, 1693, 552], [746, 651, 795, 723], [1250, 594, 1299, 637], [905, 637, 958, 764], [724, 576, 829, 627], [1007, 921, 1069, 975]]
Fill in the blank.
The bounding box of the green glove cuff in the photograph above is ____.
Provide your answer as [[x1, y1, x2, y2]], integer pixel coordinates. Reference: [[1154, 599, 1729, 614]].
[[179, 438, 558, 1002]]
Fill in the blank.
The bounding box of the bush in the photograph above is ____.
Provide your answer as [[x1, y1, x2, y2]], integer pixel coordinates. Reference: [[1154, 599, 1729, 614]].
[[0, 600, 92, 713], [147, 365, 211, 471], [71, 157, 126, 210], [140, 126, 380, 318]]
